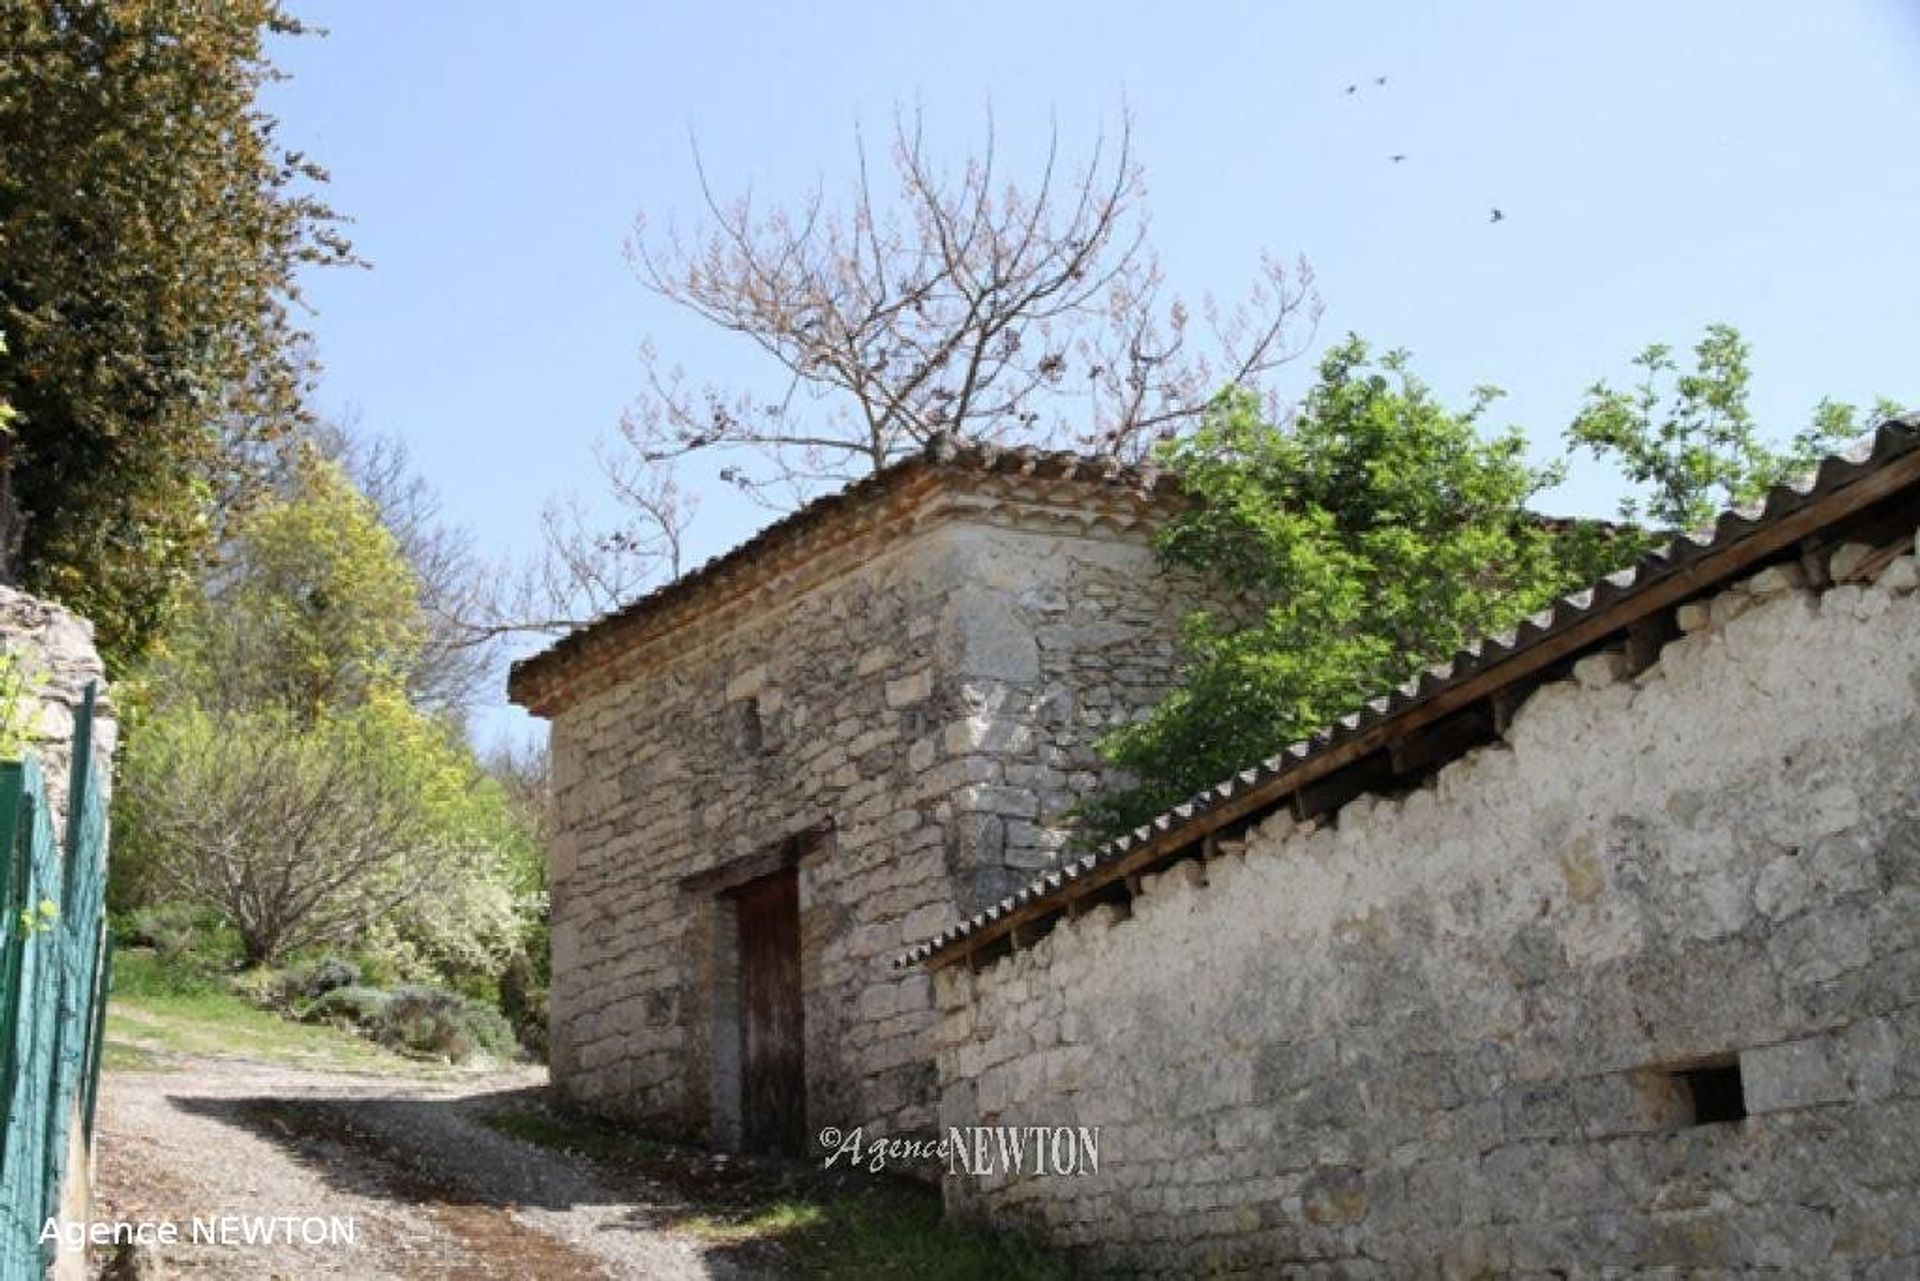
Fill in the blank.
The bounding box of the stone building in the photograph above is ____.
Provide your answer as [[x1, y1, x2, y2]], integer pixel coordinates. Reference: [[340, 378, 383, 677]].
[[508, 439, 1226, 1151], [907, 417, 1920, 1274]]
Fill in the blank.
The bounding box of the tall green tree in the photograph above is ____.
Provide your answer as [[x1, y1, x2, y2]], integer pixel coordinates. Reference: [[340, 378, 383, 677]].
[[1566, 323, 1900, 530], [116, 456, 539, 970], [1092, 338, 1588, 832], [119, 695, 531, 967], [1095, 326, 1900, 835], [0, 1, 349, 666], [170, 450, 426, 723]]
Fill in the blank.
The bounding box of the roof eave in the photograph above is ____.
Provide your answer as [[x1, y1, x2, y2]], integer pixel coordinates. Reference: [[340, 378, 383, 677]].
[[905, 415, 1920, 971]]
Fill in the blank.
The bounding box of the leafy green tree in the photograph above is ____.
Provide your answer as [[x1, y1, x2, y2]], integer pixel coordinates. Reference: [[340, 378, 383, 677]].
[[0, 0, 349, 667], [117, 693, 536, 967], [480, 739, 553, 1051], [1566, 323, 1901, 530], [1092, 338, 1594, 833], [1096, 327, 1900, 835], [306, 421, 498, 715], [163, 451, 425, 723], [114, 457, 539, 971]]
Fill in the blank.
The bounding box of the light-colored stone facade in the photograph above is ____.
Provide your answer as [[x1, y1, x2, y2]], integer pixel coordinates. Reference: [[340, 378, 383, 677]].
[[931, 535, 1920, 1274], [516, 454, 1230, 1146]]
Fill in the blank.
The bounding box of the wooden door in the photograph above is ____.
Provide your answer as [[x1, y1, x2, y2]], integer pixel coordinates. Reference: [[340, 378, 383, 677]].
[[733, 867, 805, 1154]]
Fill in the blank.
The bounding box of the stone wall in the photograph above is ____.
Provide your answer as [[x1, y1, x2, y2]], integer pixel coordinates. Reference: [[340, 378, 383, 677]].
[[0, 585, 114, 1281], [545, 493, 1222, 1146], [931, 536, 1920, 1274], [0, 584, 115, 820], [936, 522, 1223, 906]]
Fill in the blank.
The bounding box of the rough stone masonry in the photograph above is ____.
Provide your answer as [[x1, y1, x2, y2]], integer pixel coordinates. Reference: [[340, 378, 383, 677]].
[[926, 511, 1920, 1273], [509, 444, 1236, 1149], [0, 584, 114, 831]]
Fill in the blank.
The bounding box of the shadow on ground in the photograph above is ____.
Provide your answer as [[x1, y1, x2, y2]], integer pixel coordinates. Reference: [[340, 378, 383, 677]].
[[168, 1085, 1063, 1279]]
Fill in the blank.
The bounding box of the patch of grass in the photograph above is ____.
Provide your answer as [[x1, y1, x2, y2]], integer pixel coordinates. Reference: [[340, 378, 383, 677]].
[[108, 945, 225, 999], [683, 1199, 825, 1244], [478, 1103, 1065, 1280], [99, 1038, 168, 1072], [105, 948, 453, 1077], [749, 1182, 1062, 1280]]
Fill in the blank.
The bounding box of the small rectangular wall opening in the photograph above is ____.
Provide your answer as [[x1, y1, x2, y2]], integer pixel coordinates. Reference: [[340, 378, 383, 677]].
[[1674, 1058, 1747, 1125]]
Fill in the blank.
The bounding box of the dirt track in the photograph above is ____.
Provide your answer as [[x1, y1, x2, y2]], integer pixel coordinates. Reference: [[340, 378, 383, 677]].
[[89, 1058, 748, 1279]]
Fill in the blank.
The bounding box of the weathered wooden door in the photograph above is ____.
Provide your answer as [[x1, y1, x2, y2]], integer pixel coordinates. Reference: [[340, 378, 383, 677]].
[[733, 868, 805, 1154]]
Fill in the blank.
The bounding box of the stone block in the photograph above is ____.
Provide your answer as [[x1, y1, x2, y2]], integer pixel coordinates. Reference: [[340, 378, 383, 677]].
[[1500, 1082, 1574, 1139], [1830, 542, 1874, 581], [960, 784, 1042, 818], [858, 983, 897, 1021], [1743, 1035, 1850, 1114], [898, 902, 955, 942], [1745, 563, 1808, 597], [1752, 854, 1813, 921], [1709, 589, 1755, 629], [1299, 1165, 1367, 1226], [949, 593, 1041, 681], [886, 670, 933, 707], [1572, 1070, 1676, 1137], [855, 644, 897, 676], [1821, 583, 1865, 618], [907, 736, 937, 772], [1573, 649, 1629, 690], [724, 663, 767, 701], [1837, 1015, 1900, 1102], [1877, 555, 1919, 593]]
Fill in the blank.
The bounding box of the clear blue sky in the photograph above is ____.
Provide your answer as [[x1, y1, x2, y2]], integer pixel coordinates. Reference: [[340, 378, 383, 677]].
[[267, 2, 1920, 743]]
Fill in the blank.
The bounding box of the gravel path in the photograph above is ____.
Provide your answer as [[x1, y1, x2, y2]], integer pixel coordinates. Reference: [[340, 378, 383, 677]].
[[90, 1057, 746, 1279]]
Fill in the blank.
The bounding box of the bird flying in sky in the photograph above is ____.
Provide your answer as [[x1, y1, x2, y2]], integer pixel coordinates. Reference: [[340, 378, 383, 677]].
[[1490, 208, 1505, 223]]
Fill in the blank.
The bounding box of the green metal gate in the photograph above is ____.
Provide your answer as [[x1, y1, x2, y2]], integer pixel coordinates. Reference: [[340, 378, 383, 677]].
[[0, 686, 113, 1280]]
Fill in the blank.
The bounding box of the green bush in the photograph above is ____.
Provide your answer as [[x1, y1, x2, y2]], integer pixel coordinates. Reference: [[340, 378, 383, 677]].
[[369, 985, 519, 1063], [119, 903, 241, 968], [111, 946, 223, 999], [345, 948, 402, 989], [232, 954, 368, 1014], [298, 982, 515, 1064], [300, 984, 393, 1028], [111, 908, 243, 1003], [498, 949, 549, 1059], [288, 955, 362, 1002], [230, 966, 289, 1010]]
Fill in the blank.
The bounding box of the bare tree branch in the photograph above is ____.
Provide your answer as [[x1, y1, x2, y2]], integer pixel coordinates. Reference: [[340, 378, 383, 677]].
[[499, 106, 1320, 640], [125, 714, 498, 965], [622, 106, 1318, 486]]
